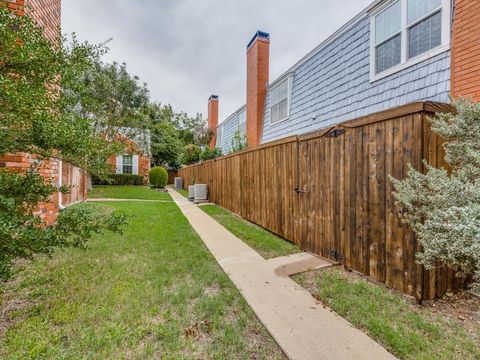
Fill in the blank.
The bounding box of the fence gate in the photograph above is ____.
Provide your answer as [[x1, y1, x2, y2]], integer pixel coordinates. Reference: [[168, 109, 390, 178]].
[[295, 128, 346, 261]]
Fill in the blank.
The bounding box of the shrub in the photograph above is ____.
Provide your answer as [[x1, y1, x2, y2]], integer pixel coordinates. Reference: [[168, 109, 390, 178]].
[[230, 130, 247, 153], [200, 146, 223, 161], [149, 166, 168, 188], [92, 174, 144, 186], [391, 99, 480, 291], [180, 144, 201, 165]]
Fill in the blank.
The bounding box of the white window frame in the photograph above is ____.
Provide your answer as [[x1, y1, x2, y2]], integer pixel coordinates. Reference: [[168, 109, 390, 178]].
[[122, 154, 133, 175], [370, 0, 451, 82], [117, 154, 139, 175], [269, 74, 293, 126]]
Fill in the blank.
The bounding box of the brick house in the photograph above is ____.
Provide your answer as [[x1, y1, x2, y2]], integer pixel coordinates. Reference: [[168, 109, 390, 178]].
[[108, 130, 151, 184], [1, 0, 87, 224], [210, 0, 480, 152]]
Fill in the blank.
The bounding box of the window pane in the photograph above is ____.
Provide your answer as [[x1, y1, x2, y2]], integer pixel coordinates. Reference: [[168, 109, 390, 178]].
[[270, 79, 288, 107], [376, 34, 401, 73], [122, 165, 133, 174], [408, 0, 442, 24], [238, 110, 246, 125], [375, 1, 401, 44], [122, 155, 133, 165], [271, 104, 280, 124], [279, 99, 288, 120], [239, 122, 246, 136], [408, 11, 442, 59]]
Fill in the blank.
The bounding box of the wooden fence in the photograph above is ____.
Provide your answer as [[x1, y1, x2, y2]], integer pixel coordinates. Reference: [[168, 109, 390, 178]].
[[167, 170, 178, 185], [178, 102, 462, 300]]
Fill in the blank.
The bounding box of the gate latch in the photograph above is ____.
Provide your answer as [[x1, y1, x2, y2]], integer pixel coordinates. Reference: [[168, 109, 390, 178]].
[[326, 128, 346, 138], [295, 187, 308, 194]]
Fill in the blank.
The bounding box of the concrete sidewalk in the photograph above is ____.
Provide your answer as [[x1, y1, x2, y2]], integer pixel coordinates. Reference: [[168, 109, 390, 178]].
[[170, 189, 396, 360]]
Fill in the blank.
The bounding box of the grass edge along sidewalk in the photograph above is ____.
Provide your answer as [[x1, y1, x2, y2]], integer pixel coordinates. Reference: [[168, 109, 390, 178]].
[[199, 204, 301, 259], [292, 267, 480, 360], [0, 200, 285, 359]]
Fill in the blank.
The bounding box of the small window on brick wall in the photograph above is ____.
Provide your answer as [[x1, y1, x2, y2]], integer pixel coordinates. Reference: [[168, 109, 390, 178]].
[[116, 154, 139, 175], [122, 155, 133, 174]]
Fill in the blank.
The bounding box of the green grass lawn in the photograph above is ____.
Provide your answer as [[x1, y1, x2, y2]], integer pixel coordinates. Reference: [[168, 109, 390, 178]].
[[89, 185, 172, 200], [0, 201, 284, 359], [292, 268, 480, 360], [199, 205, 300, 259]]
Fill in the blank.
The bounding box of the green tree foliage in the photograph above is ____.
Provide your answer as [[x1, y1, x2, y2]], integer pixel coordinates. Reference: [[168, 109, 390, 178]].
[[149, 166, 168, 189], [0, 6, 126, 278], [70, 60, 151, 140], [180, 144, 201, 165], [147, 103, 213, 167], [230, 130, 247, 153], [172, 112, 213, 147], [200, 146, 223, 162], [391, 100, 480, 290], [147, 103, 182, 168]]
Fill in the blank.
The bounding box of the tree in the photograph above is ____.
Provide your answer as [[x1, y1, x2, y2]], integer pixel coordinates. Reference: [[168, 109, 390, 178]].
[[391, 99, 480, 291], [173, 112, 213, 147], [147, 103, 182, 168], [66, 60, 151, 144], [180, 144, 201, 165], [0, 6, 126, 278], [230, 130, 247, 153], [200, 146, 223, 161]]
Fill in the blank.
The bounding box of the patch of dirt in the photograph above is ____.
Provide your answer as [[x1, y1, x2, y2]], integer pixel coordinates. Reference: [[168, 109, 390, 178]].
[[183, 319, 212, 340], [203, 284, 221, 297], [0, 277, 35, 338], [423, 291, 480, 339]]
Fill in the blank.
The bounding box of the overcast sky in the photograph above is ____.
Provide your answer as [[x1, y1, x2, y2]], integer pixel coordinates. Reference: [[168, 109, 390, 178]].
[[62, 0, 372, 123]]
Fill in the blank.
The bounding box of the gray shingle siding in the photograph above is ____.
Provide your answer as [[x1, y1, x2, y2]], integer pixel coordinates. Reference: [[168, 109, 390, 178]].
[[261, 15, 451, 142]]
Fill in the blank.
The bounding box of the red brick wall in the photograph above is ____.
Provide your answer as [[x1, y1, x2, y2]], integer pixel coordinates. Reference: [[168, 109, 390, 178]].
[[208, 96, 219, 149], [246, 32, 270, 147], [28, 0, 61, 42], [109, 134, 151, 184], [451, 0, 480, 101], [6, 0, 61, 42], [0, 153, 60, 224], [2, 0, 64, 225]]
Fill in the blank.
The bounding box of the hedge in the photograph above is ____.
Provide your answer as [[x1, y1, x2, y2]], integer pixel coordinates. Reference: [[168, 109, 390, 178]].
[[92, 174, 144, 186]]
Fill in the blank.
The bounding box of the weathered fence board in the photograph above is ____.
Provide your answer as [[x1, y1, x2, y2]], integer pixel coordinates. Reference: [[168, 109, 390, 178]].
[[179, 102, 462, 300]]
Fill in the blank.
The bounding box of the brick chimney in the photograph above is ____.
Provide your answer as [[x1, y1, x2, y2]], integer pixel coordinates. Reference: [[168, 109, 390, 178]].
[[246, 31, 270, 147], [208, 95, 219, 149], [451, 0, 480, 101]]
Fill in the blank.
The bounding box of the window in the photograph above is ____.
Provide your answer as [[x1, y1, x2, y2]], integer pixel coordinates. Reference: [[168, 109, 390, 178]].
[[270, 77, 291, 124], [370, 0, 450, 81], [122, 154, 133, 174], [407, 0, 442, 59], [238, 109, 246, 136], [375, 1, 402, 74]]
